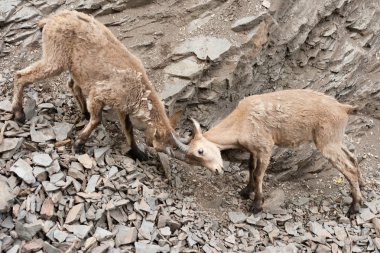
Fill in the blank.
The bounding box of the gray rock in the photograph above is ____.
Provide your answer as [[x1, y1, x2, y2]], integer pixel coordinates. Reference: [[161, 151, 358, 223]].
[[374, 238, 380, 250], [53, 122, 73, 141], [33, 167, 48, 181], [124, 0, 153, 8], [92, 244, 110, 253], [22, 239, 44, 252], [333, 226, 347, 241], [77, 154, 94, 169], [6, 245, 20, 253], [139, 220, 155, 240], [0, 138, 21, 153], [10, 158, 36, 184], [93, 227, 113, 241], [64, 224, 93, 239], [231, 13, 268, 32], [135, 242, 170, 253], [159, 227, 171, 236], [42, 181, 59, 192], [115, 225, 138, 246], [1, 215, 14, 229], [173, 36, 232, 61], [16, 222, 43, 240], [85, 174, 100, 193], [65, 203, 84, 224], [309, 222, 332, 238], [159, 77, 190, 100], [164, 56, 204, 79], [43, 241, 61, 253], [6, 6, 40, 23], [228, 212, 247, 224], [0, 99, 12, 111], [31, 124, 55, 143], [32, 153, 53, 167], [284, 221, 301, 236], [0, 0, 21, 24], [0, 178, 15, 212], [53, 230, 68, 243], [360, 208, 375, 222]]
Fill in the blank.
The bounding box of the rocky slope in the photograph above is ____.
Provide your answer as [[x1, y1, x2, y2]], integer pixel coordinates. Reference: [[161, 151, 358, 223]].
[[0, 0, 380, 252]]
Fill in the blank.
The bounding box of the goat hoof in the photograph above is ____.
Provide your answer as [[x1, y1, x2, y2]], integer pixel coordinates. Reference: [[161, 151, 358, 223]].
[[250, 204, 263, 214], [82, 112, 90, 121], [13, 110, 26, 124], [128, 148, 148, 161], [239, 187, 253, 199], [346, 203, 360, 217], [74, 143, 85, 153]]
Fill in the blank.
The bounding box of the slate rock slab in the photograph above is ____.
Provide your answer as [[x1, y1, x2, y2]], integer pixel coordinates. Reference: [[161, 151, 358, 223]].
[[10, 158, 36, 184]]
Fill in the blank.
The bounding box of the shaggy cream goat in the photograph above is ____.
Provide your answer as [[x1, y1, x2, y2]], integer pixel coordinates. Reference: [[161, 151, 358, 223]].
[[174, 89, 364, 216], [11, 10, 185, 159]]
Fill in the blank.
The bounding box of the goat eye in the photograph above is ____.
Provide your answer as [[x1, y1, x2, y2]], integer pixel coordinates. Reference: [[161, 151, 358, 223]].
[[198, 148, 204, 155]]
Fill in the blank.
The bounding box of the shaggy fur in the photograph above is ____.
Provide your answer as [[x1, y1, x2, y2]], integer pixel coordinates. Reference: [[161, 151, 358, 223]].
[[11, 10, 177, 159], [184, 89, 364, 216]]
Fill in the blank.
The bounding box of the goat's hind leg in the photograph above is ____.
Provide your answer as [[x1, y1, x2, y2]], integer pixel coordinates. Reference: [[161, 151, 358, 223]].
[[67, 77, 90, 120], [117, 111, 148, 161], [74, 97, 103, 153], [250, 152, 271, 214], [240, 154, 257, 199], [320, 144, 364, 216], [12, 60, 63, 123], [341, 145, 365, 188]]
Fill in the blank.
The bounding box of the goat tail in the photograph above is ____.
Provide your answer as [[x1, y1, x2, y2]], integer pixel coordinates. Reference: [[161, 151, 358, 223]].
[[342, 104, 359, 115], [37, 18, 48, 31]]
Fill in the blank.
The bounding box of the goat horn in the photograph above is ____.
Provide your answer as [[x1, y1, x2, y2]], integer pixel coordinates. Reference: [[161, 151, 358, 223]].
[[171, 131, 189, 153], [190, 117, 202, 137]]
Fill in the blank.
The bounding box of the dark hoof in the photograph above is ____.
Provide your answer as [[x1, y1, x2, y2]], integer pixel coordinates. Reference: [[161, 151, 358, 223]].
[[239, 186, 253, 199], [82, 112, 90, 121], [128, 148, 148, 161], [74, 142, 85, 153], [250, 203, 263, 214], [346, 203, 360, 217], [13, 110, 26, 124]]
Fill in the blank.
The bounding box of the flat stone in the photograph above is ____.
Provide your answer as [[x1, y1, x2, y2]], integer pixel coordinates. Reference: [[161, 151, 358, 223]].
[[77, 154, 94, 169], [6, 245, 20, 253], [360, 208, 375, 222], [0, 138, 20, 153], [33, 167, 48, 182], [40, 198, 55, 219], [16, 222, 43, 240], [115, 225, 138, 246], [65, 203, 84, 224], [0, 178, 15, 212], [231, 13, 268, 32], [7, 6, 40, 23], [84, 237, 97, 251], [53, 122, 73, 141], [228, 212, 247, 224], [53, 230, 68, 243], [23, 239, 44, 252], [43, 241, 61, 253], [159, 77, 190, 100], [225, 234, 235, 244], [10, 158, 36, 184], [31, 124, 55, 143], [134, 242, 170, 253], [42, 181, 59, 192], [173, 36, 232, 61], [64, 224, 93, 239], [0, 0, 21, 24], [284, 221, 301, 236], [309, 221, 332, 238], [139, 220, 154, 240], [85, 175, 100, 193], [159, 227, 171, 236], [374, 238, 380, 250], [164, 56, 204, 79], [1, 215, 14, 229], [94, 227, 113, 241], [32, 153, 53, 167], [372, 218, 380, 236], [262, 189, 286, 211]]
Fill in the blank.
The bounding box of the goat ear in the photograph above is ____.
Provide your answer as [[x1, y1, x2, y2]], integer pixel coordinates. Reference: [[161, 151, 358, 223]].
[[190, 118, 203, 138], [169, 110, 183, 128]]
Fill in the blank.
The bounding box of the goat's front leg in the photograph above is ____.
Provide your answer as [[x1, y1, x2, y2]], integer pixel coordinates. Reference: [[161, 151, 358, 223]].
[[74, 99, 103, 153], [12, 60, 63, 123], [67, 77, 90, 120], [250, 152, 271, 214], [240, 154, 257, 199], [117, 111, 148, 161]]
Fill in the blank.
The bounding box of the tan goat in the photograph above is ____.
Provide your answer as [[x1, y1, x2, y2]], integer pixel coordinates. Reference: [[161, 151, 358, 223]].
[[11, 10, 186, 159], [174, 89, 364, 215]]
